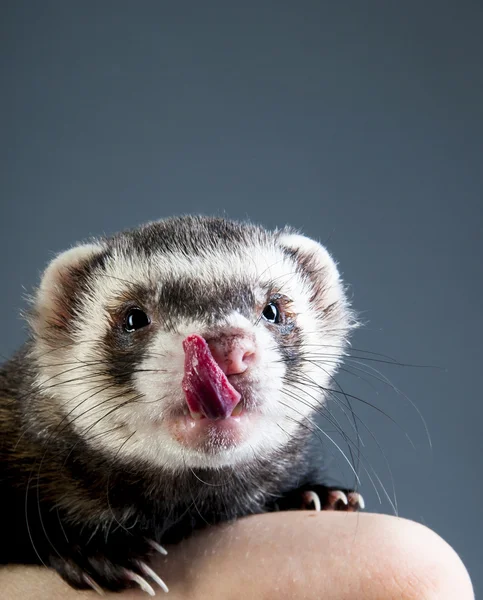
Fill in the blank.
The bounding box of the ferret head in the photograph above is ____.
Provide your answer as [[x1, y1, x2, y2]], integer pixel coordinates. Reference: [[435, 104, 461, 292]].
[[29, 216, 355, 471]]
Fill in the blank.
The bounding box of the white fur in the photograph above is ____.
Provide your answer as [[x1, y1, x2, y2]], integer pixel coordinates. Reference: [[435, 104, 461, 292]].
[[32, 231, 351, 471], [32, 244, 104, 337]]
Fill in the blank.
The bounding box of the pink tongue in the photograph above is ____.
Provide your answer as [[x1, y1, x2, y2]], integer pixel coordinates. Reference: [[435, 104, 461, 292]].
[[182, 334, 241, 420]]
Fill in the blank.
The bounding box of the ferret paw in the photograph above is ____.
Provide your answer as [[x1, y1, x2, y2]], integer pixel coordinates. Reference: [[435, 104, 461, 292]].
[[49, 540, 169, 595], [275, 486, 365, 513], [316, 489, 365, 512]]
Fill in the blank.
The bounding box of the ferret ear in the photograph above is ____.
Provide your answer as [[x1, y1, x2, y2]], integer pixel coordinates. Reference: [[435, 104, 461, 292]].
[[277, 232, 344, 309], [30, 243, 104, 338]]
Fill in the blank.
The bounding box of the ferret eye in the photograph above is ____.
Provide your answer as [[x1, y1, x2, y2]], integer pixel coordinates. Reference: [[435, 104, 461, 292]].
[[124, 308, 151, 332], [262, 302, 280, 324]]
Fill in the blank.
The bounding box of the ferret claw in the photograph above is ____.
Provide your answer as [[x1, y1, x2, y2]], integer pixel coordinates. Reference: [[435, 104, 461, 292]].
[[325, 490, 365, 511], [293, 487, 365, 513], [124, 570, 156, 596], [83, 573, 105, 596], [137, 561, 169, 593], [326, 490, 349, 510], [148, 539, 168, 556], [348, 492, 365, 511], [301, 490, 322, 511]]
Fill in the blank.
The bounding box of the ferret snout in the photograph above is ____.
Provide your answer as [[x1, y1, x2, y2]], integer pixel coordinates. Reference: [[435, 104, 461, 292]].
[[206, 334, 257, 376]]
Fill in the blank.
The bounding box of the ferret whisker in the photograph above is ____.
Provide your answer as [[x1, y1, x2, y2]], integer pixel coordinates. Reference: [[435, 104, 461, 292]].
[[188, 468, 226, 487], [56, 508, 70, 544], [298, 370, 399, 510], [34, 356, 168, 371], [24, 472, 49, 569], [279, 404, 365, 493], [54, 380, 122, 415], [32, 364, 110, 394], [280, 386, 359, 478], [307, 357, 417, 442], [271, 347, 402, 368], [106, 431, 138, 537], [14, 377, 116, 446], [283, 376, 361, 455], [32, 382, 124, 477], [36, 386, 136, 475], [289, 369, 398, 512], [278, 394, 360, 485], [11, 366, 105, 404], [336, 364, 383, 396], [30, 337, 170, 367], [303, 348, 439, 370], [35, 474, 63, 562], [29, 387, 135, 558], [284, 370, 398, 515], [27, 442, 70, 566], [62, 424, 127, 467], [282, 342, 404, 363], [183, 460, 213, 527], [35, 374, 112, 397], [67, 392, 145, 438], [280, 401, 392, 510], [56, 381, 124, 425], [285, 375, 363, 469], [303, 355, 429, 449], [277, 409, 357, 486], [295, 362, 408, 431], [339, 358, 431, 450]]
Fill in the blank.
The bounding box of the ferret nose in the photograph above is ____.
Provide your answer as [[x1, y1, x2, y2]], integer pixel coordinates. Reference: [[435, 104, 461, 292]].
[[207, 335, 256, 376]]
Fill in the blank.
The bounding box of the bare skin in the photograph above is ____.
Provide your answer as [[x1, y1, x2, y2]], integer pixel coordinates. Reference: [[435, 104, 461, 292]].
[[1, 512, 473, 600]]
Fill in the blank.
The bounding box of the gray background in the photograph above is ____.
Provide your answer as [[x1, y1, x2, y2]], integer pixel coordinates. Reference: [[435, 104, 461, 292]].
[[1, 0, 482, 595]]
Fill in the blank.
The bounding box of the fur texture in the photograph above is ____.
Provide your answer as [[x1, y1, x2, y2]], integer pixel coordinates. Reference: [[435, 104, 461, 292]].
[[0, 216, 356, 591]]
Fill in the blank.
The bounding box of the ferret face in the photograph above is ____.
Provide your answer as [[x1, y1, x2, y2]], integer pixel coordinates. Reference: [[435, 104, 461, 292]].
[[30, 217, 354, 471]]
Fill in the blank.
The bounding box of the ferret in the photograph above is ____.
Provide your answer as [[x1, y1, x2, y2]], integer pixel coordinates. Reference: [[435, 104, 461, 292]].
[[0, 215, 364, 594]]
